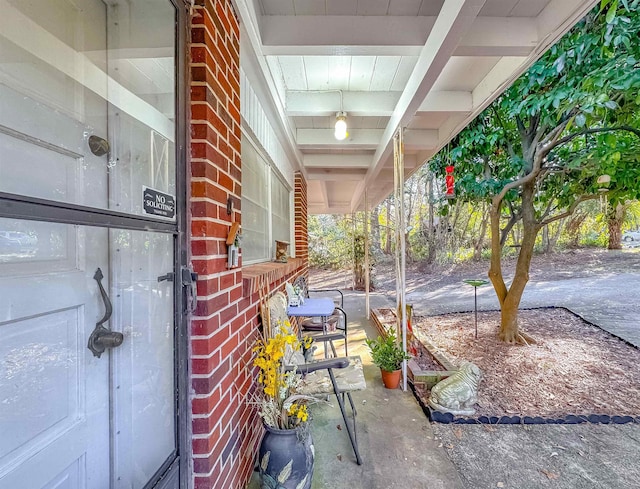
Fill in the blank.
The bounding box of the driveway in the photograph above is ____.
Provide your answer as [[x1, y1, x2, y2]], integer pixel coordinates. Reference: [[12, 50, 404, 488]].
[[404, 272, 640, 348]]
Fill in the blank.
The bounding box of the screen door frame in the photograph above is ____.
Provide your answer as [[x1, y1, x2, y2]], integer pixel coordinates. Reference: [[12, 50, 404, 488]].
[[0, 1, 190, 487]]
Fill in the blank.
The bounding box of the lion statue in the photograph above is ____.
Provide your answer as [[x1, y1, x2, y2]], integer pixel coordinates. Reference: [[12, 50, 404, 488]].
[[429, 362, 481, 416]]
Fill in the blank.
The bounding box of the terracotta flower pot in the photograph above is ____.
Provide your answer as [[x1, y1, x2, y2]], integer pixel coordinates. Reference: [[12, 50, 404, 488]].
[[380, 368, 402, 389]]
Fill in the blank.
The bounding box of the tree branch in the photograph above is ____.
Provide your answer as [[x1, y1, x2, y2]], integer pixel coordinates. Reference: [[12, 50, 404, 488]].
[[500, 210, 522, 247], [539, 194, 600, 227], [544, 126, 640, 157]]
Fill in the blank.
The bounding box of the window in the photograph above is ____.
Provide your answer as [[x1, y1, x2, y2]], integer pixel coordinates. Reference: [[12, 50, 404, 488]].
[[241, 134, 292, 264]]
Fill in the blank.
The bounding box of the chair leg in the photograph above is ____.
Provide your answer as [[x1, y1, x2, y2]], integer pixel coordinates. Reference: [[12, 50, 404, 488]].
[[335, 307, 348, 356], [328, 369, 362, 465]]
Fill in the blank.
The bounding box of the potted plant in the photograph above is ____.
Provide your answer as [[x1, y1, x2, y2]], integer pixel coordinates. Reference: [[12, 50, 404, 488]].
[[253, 323, 316, 489], [366, 331, 411, 389]]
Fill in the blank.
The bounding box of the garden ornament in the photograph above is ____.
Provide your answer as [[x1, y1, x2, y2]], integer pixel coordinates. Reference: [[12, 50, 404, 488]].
[[429, 361, 481, 416]]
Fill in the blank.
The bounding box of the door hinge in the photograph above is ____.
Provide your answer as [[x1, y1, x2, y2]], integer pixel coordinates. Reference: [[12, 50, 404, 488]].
[[182, 265, 198, 314]]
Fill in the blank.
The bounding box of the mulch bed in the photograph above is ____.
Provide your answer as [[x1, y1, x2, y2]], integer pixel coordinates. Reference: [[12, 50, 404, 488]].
[[411, 308, 640, 422]]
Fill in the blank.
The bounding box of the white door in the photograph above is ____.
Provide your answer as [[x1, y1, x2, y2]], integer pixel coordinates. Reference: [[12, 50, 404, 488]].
[[0, 0, 177, 487], [0, 38, 111, 489]]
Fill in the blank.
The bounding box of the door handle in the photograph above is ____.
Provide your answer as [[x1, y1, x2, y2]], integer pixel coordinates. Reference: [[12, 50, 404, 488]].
[[88, 267, 124, 358]]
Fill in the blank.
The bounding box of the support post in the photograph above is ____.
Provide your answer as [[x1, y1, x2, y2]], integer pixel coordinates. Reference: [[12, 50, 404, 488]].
[[393, 128, 407, 391], [364, 189, 370, 319]]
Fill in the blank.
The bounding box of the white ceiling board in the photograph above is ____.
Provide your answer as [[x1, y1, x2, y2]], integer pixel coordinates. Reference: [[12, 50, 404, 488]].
[[408, 113, 451, 129], [276, 56, 307, 90], [326, 0, 358, 15], [357, 0, 391, 15], [477, 0, 519, 17], [327, 56, 352, 89], [418, 0, 445, 15], [265, 56, 287, 101], [306, 168, 368, 181], [403, 129, 439, 150], [303, 56, 330, 90], [303, 148, 376, 155], [327, 180, 359, 205], [304, 154, 372, 168], [416, 90, 473, 113], [455, 17, 538, 57], [260, 16, 434, 49], [292, 116, 320, 128], [387, 0, 422, 16], [431, 56, 500, 91], [349, 56, 377, 90], [360, 116, 391, 129], [293, 0, 325, 15], [362, 0, 488, 210], [286, 91, 400, 117], [297, 128, 384, 149], [307, 180, 326, 204], [369, 57, 402, 91], [390, 56, 419, 91], [260, 0, 294, 15], [510, 0, 548, 17]]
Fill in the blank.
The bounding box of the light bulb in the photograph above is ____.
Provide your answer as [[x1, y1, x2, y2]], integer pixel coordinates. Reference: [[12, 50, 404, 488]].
[[334, 112, 347, 141]]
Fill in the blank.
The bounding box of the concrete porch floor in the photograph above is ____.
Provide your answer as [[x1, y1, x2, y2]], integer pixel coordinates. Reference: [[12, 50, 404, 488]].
[[247, 291, 463, 489]]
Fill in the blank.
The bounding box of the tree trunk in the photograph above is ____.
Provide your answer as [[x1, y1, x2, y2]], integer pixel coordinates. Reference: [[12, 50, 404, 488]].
[[427, 174, 436, 263], [473, 205, 489, 260], [385, 199, 392, 254], [608, 203, 624, 250], [548, 221, 563, 252], [498, 181, 538, 343], [370, 205, 381, 254], [566, 212, 586, 248], [542, 225, 549, 253]]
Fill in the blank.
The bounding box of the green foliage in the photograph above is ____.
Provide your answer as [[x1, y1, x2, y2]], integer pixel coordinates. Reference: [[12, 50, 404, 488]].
[[308, 215, 352, 268], [432, 0, 640, 216], [365, 331, 410, 372]]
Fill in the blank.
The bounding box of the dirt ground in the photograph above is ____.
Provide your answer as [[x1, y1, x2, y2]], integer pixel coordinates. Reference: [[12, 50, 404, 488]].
[[373, 247, 640, 293], [411, 308, 640, 418]]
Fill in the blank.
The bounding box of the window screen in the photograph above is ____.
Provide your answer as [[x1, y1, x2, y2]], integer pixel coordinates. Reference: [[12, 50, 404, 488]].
[[241, 135, 292, 264]]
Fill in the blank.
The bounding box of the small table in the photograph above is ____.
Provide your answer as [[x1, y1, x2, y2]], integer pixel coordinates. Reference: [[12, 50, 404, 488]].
[[288, 297, 335, 325], [288, 297, 336, 357]]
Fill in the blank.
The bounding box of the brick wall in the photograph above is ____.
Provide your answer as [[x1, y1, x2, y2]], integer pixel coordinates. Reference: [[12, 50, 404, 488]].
[[188, 2, 309, 488], [189, 1, 251, 487], [294, 172, 308, 268]]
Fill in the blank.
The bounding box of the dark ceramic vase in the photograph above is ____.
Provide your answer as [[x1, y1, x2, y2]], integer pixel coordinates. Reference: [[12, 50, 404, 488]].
[[258, 424, 314, 489]]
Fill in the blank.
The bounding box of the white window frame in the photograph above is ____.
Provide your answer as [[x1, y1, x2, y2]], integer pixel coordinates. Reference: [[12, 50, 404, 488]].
[[241, 131, 292, 265]]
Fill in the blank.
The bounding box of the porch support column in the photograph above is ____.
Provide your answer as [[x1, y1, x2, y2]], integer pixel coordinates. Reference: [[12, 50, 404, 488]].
[[393, 128, 408, 391], [364, 189, 370, 319]]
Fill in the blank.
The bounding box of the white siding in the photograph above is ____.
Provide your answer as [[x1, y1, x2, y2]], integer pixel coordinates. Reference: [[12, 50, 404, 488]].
[[240, 69, 294, 188]]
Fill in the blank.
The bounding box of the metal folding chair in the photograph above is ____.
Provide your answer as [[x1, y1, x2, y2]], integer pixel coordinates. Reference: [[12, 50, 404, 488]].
[[265, 291, 365, 465], [293, 276, 349, 356]]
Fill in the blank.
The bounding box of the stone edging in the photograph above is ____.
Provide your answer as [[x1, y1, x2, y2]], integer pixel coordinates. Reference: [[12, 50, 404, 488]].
[[409, 382, 640, 425]]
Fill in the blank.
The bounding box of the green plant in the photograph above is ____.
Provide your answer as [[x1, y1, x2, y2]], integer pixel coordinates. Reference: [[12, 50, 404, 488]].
[[365, 331, 410, 372]]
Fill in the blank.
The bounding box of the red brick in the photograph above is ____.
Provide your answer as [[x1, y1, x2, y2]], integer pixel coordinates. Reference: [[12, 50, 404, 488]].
[[191, 316, 220, 336], [192, 325, 229, 355]]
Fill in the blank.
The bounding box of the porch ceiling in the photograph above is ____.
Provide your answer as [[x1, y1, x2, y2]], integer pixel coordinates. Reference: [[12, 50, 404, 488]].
[[236, 0, 599, 215]]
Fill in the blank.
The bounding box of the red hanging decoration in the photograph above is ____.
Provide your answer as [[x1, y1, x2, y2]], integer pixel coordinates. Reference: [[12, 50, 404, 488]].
[[445, 165, 455, 198]]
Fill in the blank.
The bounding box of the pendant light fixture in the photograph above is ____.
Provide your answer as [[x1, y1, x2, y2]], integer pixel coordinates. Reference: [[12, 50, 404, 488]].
[[334, 111, 347, 140], [334, 90, 347, 140]]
